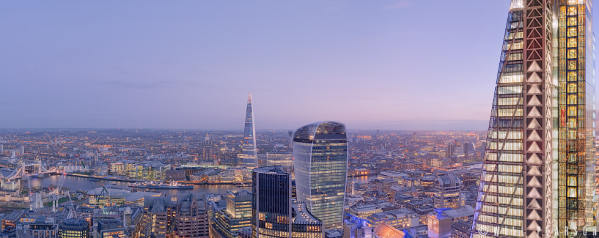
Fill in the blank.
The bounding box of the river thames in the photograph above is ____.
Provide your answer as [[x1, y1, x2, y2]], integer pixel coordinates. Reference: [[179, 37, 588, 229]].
[[29, 175, 241, 196]]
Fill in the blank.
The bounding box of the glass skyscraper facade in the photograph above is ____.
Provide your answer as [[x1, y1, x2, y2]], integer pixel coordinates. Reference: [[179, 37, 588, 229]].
[[240, 94, 258, 169], [555, 0, 595, 234], [293, 121, 348, 230], [252, 166, 292, 238], [251, 166, 324, 238], [472, 0, 596, 237]]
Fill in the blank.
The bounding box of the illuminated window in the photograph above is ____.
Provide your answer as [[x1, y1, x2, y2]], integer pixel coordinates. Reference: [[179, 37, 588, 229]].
[[568, 106, 577, 116], [568, 38, 577, 47], [568, 176, 577, 186], [498, 97, 522, 106], [567, 49, 577, 59], [568, 83, 577, 93], [568, 60, 577, 70], [568, 6, 577, 15], [567, 187, 577, 197], [568, 95, 577, 104], [498, 86, 522, 94], [567, 17, 577, 26], [500, 73, 523, 83], [568, 27, 578, 37], [568, 71, 577, 81]]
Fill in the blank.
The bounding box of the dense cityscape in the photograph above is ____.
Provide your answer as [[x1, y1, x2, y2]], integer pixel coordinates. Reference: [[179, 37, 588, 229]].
[[2, 0, 599, 238], [0, 94, 494, 238]]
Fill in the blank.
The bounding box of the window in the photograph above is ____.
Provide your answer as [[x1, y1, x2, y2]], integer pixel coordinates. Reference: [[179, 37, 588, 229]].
[[568, 106, 577, 116], [568, 130, 577, 139], [568, 6, 577, 16], [498, 86, 522, 94], [567, 17, 577, 26], [568, 118, 577, 128], [567, 49, 577, 59], [568, 176, 577, 186], [567, 187, 577, 198], [568, 38, 577, 47], [498, 108, 523, 117], [506, 53, 523, 61], [500, 73, 523, 83], [498, 97, 522, 106], [504, 41, 523, 50], [568, 95, 577, 104], [568, 83, 577, 93], [568, 60, 577, 70], [568, 27, 578, 37], [504, 64, 522, 73], [568, 71, 577, 81], [568, 154, 577, 163]]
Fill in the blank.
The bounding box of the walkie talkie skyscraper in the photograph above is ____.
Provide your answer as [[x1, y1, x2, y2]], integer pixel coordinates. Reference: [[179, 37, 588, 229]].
[[472, 0, 595, 237]]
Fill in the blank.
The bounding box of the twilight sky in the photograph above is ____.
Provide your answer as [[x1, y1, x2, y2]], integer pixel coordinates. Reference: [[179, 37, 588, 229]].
[[1, 1, 594, 130]]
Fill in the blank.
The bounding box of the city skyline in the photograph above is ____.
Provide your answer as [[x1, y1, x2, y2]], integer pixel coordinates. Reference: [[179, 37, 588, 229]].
[[6, 1, 599, 237], [6, 1, 597, 130]]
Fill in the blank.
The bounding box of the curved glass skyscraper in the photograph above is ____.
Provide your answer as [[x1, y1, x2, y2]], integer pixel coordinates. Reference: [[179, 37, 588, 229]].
[[293, 121, 348, 230]]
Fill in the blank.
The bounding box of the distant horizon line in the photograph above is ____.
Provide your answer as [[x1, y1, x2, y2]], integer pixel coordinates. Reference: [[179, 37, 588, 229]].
[[0, 120, 492, 131]]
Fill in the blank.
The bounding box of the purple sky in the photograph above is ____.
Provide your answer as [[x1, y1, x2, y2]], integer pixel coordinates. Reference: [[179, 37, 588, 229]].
[[1, 1, 593, 130]]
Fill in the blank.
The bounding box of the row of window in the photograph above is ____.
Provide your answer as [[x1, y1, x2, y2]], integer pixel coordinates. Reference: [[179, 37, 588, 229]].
[[498, 86, 522, 95], [497, 97, 523, 106], [475, 223, 524, 237], [484, 164, 523, 174], [486, 153, 523, 162], [488, 130, 522, 140], [487, 142, 523, 151], [499, 73, 523, 83], [484, 174, 523, 184], [482, 184, 523, 195], [478, 215, 522, 227], [481, 205, 523, 217], [483, 195, 523, 206]]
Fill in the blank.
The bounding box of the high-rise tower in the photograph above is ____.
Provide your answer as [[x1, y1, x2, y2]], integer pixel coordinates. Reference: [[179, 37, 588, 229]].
[[240, 94, 258, 169], [472, 0, 596, 237], [472, 0, 555, 237], [251, 166, 292, 238], [555, 0, 595, 235], [293, 121, 348, 230]]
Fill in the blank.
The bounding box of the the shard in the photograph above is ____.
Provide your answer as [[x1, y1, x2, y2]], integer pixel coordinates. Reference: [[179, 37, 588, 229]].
[[239, 94, 258, 169]]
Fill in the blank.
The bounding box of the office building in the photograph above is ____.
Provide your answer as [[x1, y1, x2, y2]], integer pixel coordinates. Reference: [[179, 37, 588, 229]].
[[293, 122, 348, 230], [18, 217, 57, 238], [252, 166, 291, 238], [211, 190, 252, 238], [472, 0, 596, 237], [135, 194, 208, 238], [433, 173, 464, 209], [251, 166, 323, 238], [58, 218, 89, 238], [446, 143, 456, 158], [463, 142, 474, 159], [239, 94, 258, 169], [96, 218, 124, 238]]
